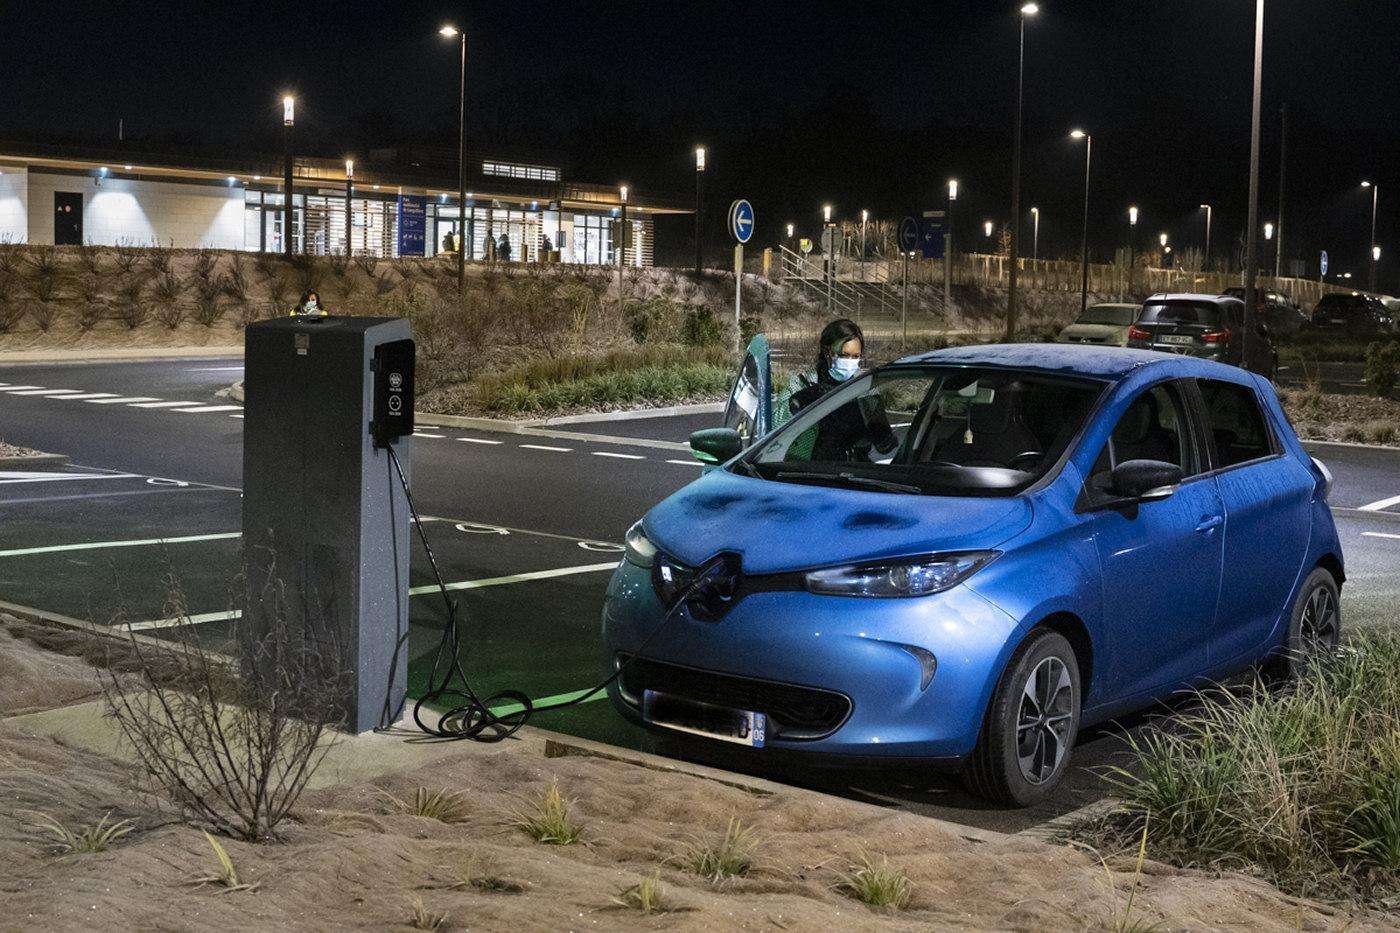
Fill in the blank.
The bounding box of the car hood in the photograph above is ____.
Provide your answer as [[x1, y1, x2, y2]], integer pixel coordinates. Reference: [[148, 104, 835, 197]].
[[1059, 323, 1127, 344], [643, 469, 1034, 575]]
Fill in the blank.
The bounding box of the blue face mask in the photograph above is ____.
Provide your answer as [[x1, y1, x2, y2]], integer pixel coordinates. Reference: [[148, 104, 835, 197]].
[[829, 357, 861, 381]]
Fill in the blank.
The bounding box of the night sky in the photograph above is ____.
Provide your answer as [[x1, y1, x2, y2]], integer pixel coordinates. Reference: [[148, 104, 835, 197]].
[[4, 1, 1399, 282]]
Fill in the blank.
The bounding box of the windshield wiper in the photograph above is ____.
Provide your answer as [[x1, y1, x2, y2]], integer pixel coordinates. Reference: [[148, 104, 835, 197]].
[[776, 470, 921, 495], [730, 458, 762, 479]]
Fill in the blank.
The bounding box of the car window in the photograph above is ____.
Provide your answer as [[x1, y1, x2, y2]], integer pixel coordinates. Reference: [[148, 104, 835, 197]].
[[1139, 300, 1222, 326], [749, 366, 1104, 497], [1089, 382, 1200, 488], [1078, 305, 1137, 326], [722, 353, 763, 443], [1197, 379, 1274, 468]]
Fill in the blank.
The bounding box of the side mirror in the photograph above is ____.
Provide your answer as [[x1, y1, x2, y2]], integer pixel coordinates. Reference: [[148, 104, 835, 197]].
[[689, 427, 743, 465], [1110, 459, 1183, 502]]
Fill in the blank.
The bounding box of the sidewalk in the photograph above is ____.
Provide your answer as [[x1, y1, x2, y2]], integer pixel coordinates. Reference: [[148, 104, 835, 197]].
[[0, 346, 242, 365]]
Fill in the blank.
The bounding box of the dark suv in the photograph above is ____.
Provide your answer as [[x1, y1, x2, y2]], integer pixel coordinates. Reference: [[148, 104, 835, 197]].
[[1310, 292, 1395, 332], [1222, 287, 1308, 336], [1128, 293, 1277, 377]]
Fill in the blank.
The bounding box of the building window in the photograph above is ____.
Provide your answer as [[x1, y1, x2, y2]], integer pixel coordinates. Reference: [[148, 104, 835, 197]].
[[482, 161, 559, 182]]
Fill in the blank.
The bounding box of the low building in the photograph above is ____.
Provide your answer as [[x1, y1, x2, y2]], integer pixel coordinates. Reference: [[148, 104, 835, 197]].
[[0, 141, 686, 266]]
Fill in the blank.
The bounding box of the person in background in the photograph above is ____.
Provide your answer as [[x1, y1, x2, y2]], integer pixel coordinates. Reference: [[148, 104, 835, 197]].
[[484, 227, 497, 262], [441, 230, 456, 254], [776, 318, 897, 461], [498, 233, 512, 262], [290, 289, 327, 317]]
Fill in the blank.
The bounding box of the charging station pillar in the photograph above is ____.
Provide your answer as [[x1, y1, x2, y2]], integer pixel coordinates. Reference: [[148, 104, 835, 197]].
[[242, 316, 414, 733]]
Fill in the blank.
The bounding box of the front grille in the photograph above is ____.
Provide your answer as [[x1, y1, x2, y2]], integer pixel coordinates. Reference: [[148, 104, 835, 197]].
[[618, 655, 852, 741]]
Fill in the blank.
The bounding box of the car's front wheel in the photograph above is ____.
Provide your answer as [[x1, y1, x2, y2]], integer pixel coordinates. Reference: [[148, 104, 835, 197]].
[[965, 629, 1081, 807]]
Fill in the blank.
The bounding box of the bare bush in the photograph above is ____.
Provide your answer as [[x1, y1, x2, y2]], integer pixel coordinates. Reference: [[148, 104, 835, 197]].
[[373, 269, 399, 296], [152, 272, 185, 305], [193, 294, 224, 326], [113, 241, 142, 273], [352, 253, 378, 277], [224, 254, 250, 302], [24, 244, 59, 277], [0, 298, 26, 333], [30, 301, 59, 332], [328, 249, 350, 278], [75, 242, 104, 277], [191, 250, 218, 282], [253, 250, 279, 280], [76, 299, 107, 332], [155, 302, 187, 329], [144, 246, 173, 275], [114, 298, 150, 330], [236, 300, 263, 327], [99, 570, 348, 841]]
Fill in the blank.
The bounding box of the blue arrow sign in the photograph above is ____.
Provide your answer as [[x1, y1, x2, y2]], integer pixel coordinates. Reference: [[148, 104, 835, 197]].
[[898, 216, 919, 252], [729, 199, 755, 244], [1320, 250, 1329, 276]]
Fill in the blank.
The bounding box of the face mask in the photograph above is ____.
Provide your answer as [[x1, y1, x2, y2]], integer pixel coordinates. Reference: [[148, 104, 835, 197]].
[[305, 299, 318, 312], [829, 357, 860, 381]]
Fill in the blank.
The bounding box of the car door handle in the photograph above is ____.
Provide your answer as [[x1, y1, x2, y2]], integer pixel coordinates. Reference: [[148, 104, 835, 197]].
[[1195, 515, 1224, 534]]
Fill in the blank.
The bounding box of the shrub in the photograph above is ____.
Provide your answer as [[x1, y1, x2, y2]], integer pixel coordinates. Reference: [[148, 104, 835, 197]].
[[113, 241, 142, 273], [76, 300, 106, 332], [30, 301, 58, 331], [152, 272, 184, 304], [224, 255, 250, 302], [144, 245, 173, 275], [622, 296, 681, 344], [114, 299, 150, 330], [352, 253, 378, 277], [193, 294, 224, 326], [1363, 340, 1400, 397], [155, 302, 187, 329], [0, 299, 25, 333], [75, 242, 104, 276], [681, 307, 725, 348]]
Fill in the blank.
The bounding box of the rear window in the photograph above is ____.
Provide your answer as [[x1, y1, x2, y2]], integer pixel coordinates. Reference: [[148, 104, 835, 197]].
[[1140, 301, 1222, 326], [1078, 305, 1138, 326]]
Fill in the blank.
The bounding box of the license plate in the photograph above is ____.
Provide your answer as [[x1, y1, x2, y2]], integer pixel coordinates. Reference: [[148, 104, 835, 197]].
[[642, 689, 766, 747], [1160, 334, 1194, 345]]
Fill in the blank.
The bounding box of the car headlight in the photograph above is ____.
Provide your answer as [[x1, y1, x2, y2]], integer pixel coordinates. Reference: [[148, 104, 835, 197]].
[[805, 551, 997, 598], [623, 521, 656, 568]]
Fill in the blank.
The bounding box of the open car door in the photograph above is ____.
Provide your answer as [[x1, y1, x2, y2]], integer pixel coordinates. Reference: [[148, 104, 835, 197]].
[[721, 333, 772, 447]]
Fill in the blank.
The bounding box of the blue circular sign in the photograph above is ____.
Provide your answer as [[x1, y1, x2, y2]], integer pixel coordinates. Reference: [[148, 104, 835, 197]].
[[898, 216, 920, 252], [729, 199, 755, 244]]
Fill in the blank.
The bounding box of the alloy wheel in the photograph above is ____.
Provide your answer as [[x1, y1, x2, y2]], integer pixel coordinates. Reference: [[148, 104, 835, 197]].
[[1299, 584, 1339, 657], [1015, 656, 1074, 785]]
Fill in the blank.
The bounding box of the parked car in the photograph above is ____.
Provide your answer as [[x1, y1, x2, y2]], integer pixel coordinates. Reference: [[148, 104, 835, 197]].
[[1055, 302, 1141, 346], [1221, 287, 1309, 336], [604, 343, 1343, 805], [1310, 292, 1395, 332], [1127, 293, 1276, 377]]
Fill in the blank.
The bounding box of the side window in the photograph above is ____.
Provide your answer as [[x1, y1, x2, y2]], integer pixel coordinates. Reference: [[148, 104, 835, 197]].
[[1089, 382, 1199, 488], [1197, 379, 1274, 468]]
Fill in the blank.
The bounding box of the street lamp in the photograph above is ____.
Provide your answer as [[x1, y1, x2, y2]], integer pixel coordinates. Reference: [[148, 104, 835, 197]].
[[822, 204, 835, 309], [786, 223, 794, 239], [860, 209, 868, 281], [1264, 222, 1274, 241], [344, 158, 354, 257], [1199, 203, 1213, 272], [946, 179, 958, 309], [823, 203, 833, 225], [1070, 129, 1092, 313], [1362, 181, 1379, 291], [281, 94, 295, 256], [984, 220, 995, 239], [1030, 206, 1039, 261], [1127, 206, 1139, 297], [1159, 232, 1168, 248], [440, 24, 467, 290], [618, 184, 629, 292], [694, 146, 706, 274], [1007, 0, 1040, 339]]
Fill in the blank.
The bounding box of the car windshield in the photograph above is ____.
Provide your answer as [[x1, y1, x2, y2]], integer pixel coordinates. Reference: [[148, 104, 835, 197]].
[[743, 365, 1105, 497], [1077, 305, 1137, 326], [1139, 300, 1222, 326]]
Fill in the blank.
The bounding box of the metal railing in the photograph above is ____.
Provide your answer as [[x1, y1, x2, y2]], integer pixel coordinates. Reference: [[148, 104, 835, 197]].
[[777, 245, 900, 319]]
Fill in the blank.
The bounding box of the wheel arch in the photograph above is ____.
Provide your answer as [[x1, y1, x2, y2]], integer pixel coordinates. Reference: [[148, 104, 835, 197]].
[[1316, 551, 1345, 586], [1031, 612, 1095, 703]]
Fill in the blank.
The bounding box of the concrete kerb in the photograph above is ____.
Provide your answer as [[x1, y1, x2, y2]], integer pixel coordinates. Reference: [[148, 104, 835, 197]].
[[0, 453, 70, 471], [0, 346, 243, 366]]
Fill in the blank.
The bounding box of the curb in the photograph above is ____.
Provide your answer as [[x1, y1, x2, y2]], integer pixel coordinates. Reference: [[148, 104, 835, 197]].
[[0, 346, 243, 366], [534, 401, 724, 426], [0, 453, 70, 471]]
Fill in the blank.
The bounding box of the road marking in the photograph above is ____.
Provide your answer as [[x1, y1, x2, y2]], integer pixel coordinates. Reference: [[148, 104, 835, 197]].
[[665, 459, 703, 467], [86, 396, 161, 404], [5, 388, 86, 396], [126, 609, 240, 632], [1358, 494, 1400, 513], [519, 444, 572, 452], [486, 687, 608, 717], [0, 531, 241, 559], [1362, 531, 1400, 541], [413, 432, 446, 438], [457, 437, 503, 445], [408, 561, 617, 596], [57, 393, 120, 400], [173, 405, 243, 413], [185, 366, 244, 372], [128, 400, 201, 408], [592, 451, 645, 460], [0, 385, 45, 391], [0, 471, 140, 485]]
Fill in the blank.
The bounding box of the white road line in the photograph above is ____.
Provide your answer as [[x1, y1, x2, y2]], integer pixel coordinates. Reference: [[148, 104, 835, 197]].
[[5, 388, 86, 396], [57, 392, 120, 400], [185, 366, 244, 372], [0, 532, 241, 559], [0, 386, 45, 392], [1362, 532, 1400, 541], [173, 405, 243, 414], [1358, 494, 1400, 513], [86, 396, 161, 404], [413, 432, 446, 438], [126, 561, 620, 630], [0, 471, 140, 485], [665, 459, 703, 467], [457, 437, 504, 445], [128, 400, 200, 408], [519, 444, 572, 452], [592, 451, 645, 460], [230, 413, 244, 419]]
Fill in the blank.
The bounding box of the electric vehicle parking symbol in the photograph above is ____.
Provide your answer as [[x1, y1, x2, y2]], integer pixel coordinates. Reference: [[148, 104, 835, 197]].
[[387, 395, 402, 414], [389, 372, 403, 390]]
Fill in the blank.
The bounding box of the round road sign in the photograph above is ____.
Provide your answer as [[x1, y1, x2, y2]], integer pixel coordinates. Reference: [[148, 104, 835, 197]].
[[729, 199, 755, 244], [898, 216, 920, 252]]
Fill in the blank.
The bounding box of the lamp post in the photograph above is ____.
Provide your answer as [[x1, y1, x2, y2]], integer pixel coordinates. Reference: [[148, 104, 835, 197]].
[[344, 159, 354, 256], [694, 146, 705, 275], [618, 185, 629, 297], [984, 220, 994, 239], [1127, 205, 1139, 298], [822, 203, 834, 311], [1242, 0, 1264, 368], [1070, 129, 1092, 313], [1200, 203, 1213, 273], [440, 24, 467, 291], [1362, 181, 1379, 292], [282, 94, 295, 256], [1007, 1, 1040, 340], [1030, 206, 1039, 261], [946, 178, 957, 308]]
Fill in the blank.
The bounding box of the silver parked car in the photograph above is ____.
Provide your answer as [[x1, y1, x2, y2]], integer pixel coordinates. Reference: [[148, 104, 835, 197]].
[[1056, 302, 1141, 346]]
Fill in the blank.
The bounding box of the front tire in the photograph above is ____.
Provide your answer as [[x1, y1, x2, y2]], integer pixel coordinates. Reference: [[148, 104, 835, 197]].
[[1267, 566, 1341, 680], [964, 629, 1081, 807]]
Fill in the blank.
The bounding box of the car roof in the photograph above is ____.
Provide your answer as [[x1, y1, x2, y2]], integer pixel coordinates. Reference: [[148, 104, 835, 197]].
[[894, 342, 1247, 381], [1144, 292, 1241, 305], [1084, 302, 1140, 309]]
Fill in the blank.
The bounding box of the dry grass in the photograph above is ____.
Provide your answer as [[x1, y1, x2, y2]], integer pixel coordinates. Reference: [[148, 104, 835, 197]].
[[407, 897, 448, 930], [26, 810, 135, 854], [834, 854, 913, 910], [612, 870, 675, 914], [383, 787, 471, 824], [679, 817, 761, 882], [189, 832, 260, 893], [511, 781, 583, 845]]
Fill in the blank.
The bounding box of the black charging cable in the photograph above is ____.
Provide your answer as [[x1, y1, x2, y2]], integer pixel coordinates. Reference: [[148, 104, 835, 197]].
[[384, 443, 717, 742]]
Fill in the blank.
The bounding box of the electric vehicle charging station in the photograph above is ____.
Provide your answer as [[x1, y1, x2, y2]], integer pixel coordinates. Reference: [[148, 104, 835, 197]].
[[242, 316, 415, 733]]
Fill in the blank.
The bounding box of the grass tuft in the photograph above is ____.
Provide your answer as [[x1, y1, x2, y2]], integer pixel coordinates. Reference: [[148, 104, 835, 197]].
[[384, 787, 472, 824], [679, 817, 760, 882], [407, 896, 448, 930], [448, 855, 528, 894], [27, 811, 135, 854], [834, 854, 913, 910], [190, 831, 259, 893], [511, 781, 583, 845], [612, 870, 671, 914]]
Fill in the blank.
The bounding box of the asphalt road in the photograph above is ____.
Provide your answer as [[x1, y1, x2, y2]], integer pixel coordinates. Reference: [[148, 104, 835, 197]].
[[0, 356, 1396, 835]]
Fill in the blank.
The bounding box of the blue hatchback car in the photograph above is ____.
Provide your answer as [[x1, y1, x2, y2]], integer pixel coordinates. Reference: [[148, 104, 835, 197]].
[[602, 344, 1344, 805]]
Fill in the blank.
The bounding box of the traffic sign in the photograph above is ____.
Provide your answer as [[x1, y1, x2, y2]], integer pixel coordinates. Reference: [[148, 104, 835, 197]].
[[799, 238, 813, 254], [728, 199, 755, 244], [920, 212, 946, 261], [1320, 250, 1329, 276], [898, 216, 919, 252]]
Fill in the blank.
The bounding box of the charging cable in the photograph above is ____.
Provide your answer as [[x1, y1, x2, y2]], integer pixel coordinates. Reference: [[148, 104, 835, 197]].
[[385, 443, 719, 742]]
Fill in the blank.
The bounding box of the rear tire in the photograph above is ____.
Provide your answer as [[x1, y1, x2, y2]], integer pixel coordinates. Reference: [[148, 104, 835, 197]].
[[964, 629, 1081, 807], [1265, 566, 1341, 680]]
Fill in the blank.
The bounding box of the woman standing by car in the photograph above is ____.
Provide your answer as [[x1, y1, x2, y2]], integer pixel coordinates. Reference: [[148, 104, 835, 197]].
[[776, 318, 897, 461]]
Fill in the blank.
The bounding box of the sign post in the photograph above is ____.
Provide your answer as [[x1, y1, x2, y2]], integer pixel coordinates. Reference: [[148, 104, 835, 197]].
[[729, 199, 755, 352], [898, 218, 919, 348]]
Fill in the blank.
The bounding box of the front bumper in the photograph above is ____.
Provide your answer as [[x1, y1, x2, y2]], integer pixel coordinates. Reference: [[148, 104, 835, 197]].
[[601, 560, 1018, 760]]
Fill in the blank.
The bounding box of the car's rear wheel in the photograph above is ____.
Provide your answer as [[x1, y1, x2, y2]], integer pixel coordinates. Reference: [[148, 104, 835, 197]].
[[964, 629, 1080, 807], [1267, 566, 1341, 680]]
